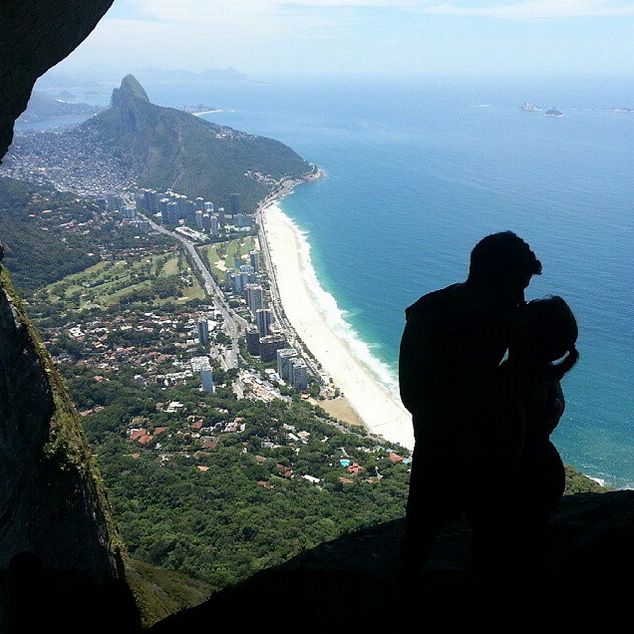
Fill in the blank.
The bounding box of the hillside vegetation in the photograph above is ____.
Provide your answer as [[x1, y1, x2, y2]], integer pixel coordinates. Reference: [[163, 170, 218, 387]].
[[82, 75, 312, 210]]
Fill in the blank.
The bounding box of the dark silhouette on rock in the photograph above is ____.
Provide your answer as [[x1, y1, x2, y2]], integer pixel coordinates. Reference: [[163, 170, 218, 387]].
[[398, 231, 543, 575], [5, 552, 141, 634], [147, 490, 633, 632], [500, 295, 580, 571]]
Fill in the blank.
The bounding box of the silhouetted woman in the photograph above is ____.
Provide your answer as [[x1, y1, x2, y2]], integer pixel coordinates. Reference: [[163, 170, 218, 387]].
[[502, 295, 579, 571]]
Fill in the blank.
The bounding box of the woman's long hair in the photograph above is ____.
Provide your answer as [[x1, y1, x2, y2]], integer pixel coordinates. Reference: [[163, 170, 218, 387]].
[[525, 296, 579, 382]]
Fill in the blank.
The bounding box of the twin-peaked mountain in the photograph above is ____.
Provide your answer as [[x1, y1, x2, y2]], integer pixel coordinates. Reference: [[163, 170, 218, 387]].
[[6, 75, 313, 211], [89, 75, 311, 209]]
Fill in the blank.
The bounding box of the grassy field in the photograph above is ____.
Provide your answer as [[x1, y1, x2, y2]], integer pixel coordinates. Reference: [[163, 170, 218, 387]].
[[35, 249, 205, 311], [199, 236, 256, 282]]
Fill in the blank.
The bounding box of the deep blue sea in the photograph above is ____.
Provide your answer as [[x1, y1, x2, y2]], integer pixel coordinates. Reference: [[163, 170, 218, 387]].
[[73, 74, 634, 488]]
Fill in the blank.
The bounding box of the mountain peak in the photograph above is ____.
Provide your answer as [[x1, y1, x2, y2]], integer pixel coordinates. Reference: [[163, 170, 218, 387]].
[[111, 74, 149, 107]]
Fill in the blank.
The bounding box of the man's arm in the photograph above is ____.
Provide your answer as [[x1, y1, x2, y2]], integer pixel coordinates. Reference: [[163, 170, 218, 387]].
[[398, 307, 446, 416]]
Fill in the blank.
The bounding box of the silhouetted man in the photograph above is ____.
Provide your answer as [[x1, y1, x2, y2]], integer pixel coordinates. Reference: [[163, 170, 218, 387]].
[[399, 231, 542, 576]]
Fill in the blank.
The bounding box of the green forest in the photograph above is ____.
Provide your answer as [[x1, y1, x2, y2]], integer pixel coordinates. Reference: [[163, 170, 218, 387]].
[[62, 359, 410, 591]]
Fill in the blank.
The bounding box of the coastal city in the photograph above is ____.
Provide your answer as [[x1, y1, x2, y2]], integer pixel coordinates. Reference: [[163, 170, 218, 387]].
[[132, 184, 314, 395], [2, 3, 630, 630], [25, 178, 327, 403], [4, 161, 411, 485], [13, 67, 604, 617], [0, 60, 619, 633], [0, 145, 416, 598]]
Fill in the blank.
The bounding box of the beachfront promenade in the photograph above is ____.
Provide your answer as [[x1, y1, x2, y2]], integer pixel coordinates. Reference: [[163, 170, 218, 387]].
[[260, 198, 415, 450], [142, 174, 414, 450], [255, 180, 325, 384]]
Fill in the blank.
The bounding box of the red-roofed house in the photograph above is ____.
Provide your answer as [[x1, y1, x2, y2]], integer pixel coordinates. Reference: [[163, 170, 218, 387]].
[[276, 464, 293, 478], [129, 429, 147, 442], [389, 452, 403, 464]]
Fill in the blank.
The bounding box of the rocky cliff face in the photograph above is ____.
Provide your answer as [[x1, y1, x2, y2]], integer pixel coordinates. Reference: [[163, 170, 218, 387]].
[[0, 263, 139, 631], [0, 1, 114, 163], [0, 264, 123, 572]]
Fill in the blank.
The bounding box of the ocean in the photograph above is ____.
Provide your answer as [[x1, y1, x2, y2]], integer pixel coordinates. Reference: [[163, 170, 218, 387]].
[[68, 74, 634, 488]]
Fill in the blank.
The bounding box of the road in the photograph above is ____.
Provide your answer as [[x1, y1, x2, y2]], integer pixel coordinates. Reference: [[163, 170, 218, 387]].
[[141, 213, 243, 369]]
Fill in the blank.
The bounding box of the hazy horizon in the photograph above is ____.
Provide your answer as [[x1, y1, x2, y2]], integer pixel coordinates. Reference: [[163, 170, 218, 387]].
[[49, 0, 634, 79]]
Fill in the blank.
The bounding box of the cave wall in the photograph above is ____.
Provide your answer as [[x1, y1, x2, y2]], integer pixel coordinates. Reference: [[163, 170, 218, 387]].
[[0, 265, 142, 631], [0, 5, 137, 624], [0, 266, 124, 573], [0, 0, 114, 163]]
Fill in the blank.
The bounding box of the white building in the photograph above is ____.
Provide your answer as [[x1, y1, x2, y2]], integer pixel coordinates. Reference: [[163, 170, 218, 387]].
[[249, 250, 260, 273], [289, 357, 308, 390], [277, 348, 298, 381]]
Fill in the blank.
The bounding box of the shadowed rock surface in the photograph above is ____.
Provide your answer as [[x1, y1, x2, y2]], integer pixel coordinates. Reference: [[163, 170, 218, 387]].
[[149, 490, 633, 632], [0, 265, 124, 571], [0, 0, 114, 162], [0, 263, 140, 632]]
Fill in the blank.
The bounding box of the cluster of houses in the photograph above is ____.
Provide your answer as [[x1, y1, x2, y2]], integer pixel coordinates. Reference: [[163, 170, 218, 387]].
[[1, 125, 135, 195]]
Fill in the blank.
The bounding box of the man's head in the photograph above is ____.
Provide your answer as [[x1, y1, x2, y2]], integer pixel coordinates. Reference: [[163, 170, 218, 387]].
[[467, 231, 542, 310]]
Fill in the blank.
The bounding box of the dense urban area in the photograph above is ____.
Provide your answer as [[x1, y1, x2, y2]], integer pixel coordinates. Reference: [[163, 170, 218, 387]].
[[0, 157, 412, 592]]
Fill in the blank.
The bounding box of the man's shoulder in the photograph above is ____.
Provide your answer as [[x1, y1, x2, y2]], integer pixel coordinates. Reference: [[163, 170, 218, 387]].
[[405, 283, 463, 322]]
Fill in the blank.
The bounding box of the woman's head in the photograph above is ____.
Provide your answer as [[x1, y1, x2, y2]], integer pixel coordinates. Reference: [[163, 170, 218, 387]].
[[511, 296, 579, 377]]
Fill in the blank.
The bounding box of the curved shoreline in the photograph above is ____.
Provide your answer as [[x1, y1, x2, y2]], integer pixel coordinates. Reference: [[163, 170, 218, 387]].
[[259, 196, 414, 450]]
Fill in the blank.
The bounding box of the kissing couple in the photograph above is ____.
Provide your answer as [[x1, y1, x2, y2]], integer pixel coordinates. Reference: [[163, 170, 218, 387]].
[[399, 231, 579, 576]]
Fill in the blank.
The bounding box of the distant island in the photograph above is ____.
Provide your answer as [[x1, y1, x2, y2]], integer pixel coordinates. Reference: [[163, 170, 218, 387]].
[[520, 102, 565, 117], [181, 104, 222, 115], [520, 101, 542, 112]]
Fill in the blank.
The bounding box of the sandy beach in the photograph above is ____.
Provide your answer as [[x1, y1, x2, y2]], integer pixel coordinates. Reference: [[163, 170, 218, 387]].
[[261, 202, 414, 450]]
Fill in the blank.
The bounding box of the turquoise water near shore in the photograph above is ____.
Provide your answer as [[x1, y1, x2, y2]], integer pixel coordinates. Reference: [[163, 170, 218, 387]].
[[149, 76, 633, 487]]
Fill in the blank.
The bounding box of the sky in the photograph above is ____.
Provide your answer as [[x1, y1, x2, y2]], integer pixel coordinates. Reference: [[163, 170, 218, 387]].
[[56, 0, 634, 77]]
